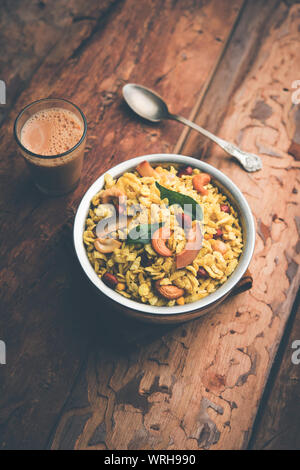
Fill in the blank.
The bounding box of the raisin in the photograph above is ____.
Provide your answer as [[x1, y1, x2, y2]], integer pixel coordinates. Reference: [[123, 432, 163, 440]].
[[177, 166, 193, 177], [102, 272, 118, 289], [220, 204, 230, 213], [140, 252, 152, 267], [197, 267, 209, 279]]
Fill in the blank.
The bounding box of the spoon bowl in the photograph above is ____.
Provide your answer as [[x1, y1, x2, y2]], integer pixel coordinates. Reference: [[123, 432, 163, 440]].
[[123, 84, 169, 122]]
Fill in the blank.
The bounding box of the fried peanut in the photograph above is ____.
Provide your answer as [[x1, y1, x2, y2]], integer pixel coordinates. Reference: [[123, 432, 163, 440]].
[[176, 296, 185, 305]]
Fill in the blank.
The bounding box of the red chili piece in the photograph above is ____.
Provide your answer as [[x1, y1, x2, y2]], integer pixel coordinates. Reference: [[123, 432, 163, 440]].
[[213, 228, 223, 239], [175, 212, 192, 229]]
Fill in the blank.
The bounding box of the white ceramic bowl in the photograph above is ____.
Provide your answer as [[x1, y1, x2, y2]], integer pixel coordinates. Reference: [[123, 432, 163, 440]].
[[74, 154, 255, 323]]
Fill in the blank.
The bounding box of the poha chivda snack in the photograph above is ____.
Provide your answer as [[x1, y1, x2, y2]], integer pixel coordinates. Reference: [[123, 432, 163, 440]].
[[83, 161, 243, 307]]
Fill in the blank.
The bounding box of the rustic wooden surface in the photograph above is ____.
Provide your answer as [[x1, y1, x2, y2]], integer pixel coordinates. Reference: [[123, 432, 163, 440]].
[[250, 292, 300, 450], [0, 0, 299, 450], [0, 0, 118, 125]]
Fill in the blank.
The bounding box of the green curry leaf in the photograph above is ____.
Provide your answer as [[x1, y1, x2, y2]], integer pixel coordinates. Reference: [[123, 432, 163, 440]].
[[155, 182, 203, 220], [127, 222, 164, 245]]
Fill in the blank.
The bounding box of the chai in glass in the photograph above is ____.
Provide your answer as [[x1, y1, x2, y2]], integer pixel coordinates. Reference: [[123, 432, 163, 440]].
[[14, 98, 87, 195]]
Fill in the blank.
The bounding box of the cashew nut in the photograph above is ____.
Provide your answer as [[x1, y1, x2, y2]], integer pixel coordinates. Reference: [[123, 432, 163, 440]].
[[94, 237, 121, 254], [192, 173, 211, 195], [136, 161, 159, 178], [101, 187, 126, 206], [151, 226, 173, 257]]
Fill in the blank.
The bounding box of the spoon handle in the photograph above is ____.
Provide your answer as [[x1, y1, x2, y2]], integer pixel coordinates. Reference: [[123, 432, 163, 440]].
[[169, 114, 262, 172]]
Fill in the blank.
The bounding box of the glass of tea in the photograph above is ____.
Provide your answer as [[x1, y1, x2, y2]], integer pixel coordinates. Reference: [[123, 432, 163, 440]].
[[14, 98, 87, 196]]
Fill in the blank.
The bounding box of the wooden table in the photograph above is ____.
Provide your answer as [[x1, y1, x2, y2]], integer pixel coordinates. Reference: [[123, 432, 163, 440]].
[[0, 0, 300, 450]]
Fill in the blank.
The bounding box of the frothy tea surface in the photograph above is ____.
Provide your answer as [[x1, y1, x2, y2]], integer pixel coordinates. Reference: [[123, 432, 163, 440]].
[[20, 107, 84, 156]]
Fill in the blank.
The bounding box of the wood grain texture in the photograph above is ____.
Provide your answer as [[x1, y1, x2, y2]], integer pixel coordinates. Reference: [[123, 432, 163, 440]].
[[0, 0, 118, 125], [249, 293, 300, 450], [50, 0, 300, 450], [180, 0, 300, 448], [1, 0, 299, 451], [0, 0, 243, 449]]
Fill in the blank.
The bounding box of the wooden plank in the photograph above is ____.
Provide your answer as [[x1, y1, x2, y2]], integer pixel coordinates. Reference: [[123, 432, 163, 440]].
[[0, 0, 122, 451], [178, 0, 300, 449], [0, 0, 118, 125], [177, 0, 282, 157], [50, 0, 300, 450], [249, 292, 300, 450], [0, 0, 243, 449]]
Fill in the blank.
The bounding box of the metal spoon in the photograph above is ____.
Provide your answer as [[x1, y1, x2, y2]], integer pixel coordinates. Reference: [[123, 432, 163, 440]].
[[123, 83, 262, 172]]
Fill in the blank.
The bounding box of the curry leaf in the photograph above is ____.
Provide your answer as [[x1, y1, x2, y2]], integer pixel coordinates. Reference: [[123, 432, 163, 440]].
[[155, 182, 203, 220], [127, 222, 164, 244]]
